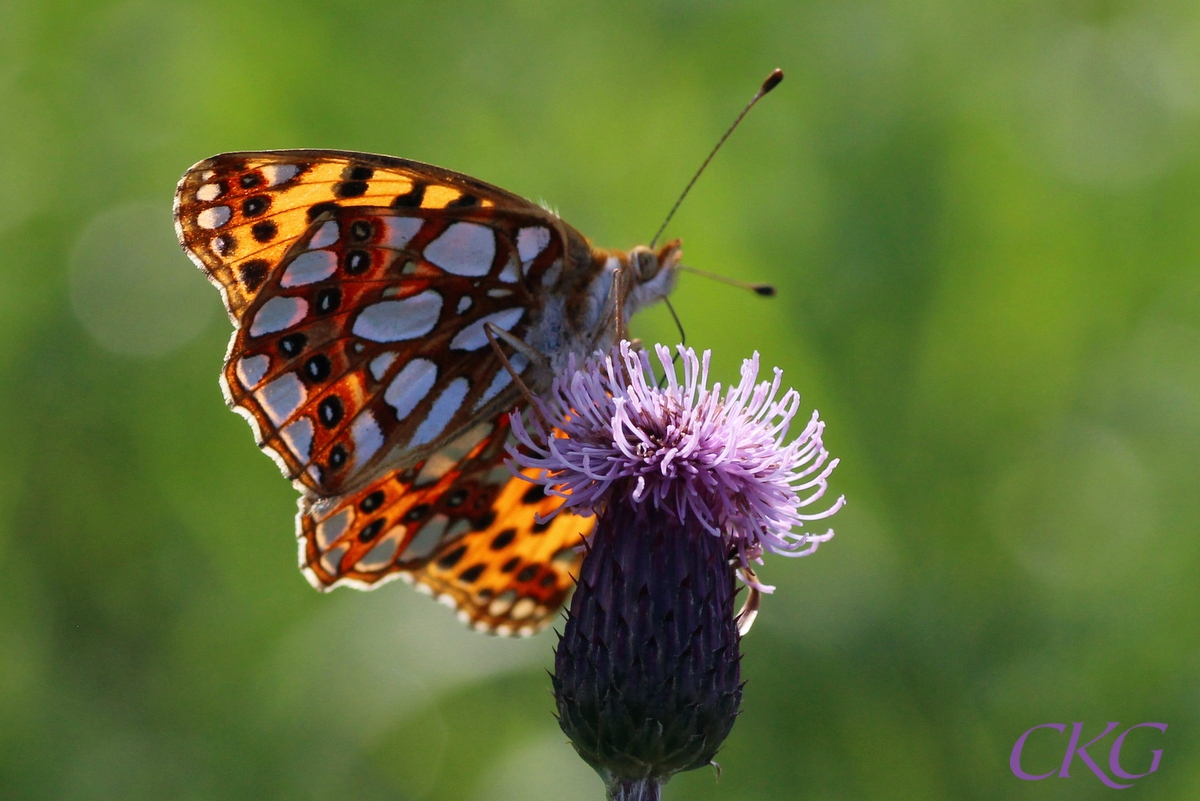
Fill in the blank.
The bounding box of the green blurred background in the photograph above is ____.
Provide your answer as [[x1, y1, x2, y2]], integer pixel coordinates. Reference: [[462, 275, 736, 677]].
[[2, 1, 1198, 798]]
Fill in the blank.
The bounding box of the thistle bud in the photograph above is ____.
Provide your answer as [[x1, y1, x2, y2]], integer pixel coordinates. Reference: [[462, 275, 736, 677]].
[[553, 491, 742, 799]]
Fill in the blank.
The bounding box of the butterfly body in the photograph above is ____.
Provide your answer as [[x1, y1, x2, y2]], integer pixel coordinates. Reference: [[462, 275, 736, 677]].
[[174, 150, 681, 634]]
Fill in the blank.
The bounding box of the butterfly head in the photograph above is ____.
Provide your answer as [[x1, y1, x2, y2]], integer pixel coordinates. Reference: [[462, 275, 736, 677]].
[[622, 239, 682, 319]]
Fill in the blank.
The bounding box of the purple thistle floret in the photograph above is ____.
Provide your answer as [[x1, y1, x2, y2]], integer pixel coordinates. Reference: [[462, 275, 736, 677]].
[[509, 340, 845, 591]]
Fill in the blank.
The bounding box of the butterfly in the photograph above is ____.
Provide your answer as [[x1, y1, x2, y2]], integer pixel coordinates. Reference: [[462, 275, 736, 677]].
[[174, 150, 681, 635]]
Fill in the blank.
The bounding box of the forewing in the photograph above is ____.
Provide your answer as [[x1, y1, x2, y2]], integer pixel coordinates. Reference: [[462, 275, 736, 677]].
[[298, 415, 591, 635], [174, 149, 540, 321], [176, 152, 569, 494]]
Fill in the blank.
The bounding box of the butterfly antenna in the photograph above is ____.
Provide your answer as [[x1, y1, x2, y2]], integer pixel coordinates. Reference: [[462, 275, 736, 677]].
[[679, 264, 776, 296], [649, 68, 785, 249], [660, 296, 687, 386], [664, 296, 686, 347]]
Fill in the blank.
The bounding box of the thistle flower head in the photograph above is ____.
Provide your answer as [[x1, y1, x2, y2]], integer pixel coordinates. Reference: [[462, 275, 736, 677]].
[[509, 341, 845, 800], [510, 341, 845, 590]]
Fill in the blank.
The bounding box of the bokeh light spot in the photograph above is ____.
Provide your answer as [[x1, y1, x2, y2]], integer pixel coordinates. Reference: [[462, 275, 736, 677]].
[[69, 200, 214, 357]]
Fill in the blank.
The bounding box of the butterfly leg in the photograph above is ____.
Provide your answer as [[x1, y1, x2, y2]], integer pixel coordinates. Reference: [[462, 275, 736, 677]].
[[484, 322, 551, 419], [483, 322, 549, 373], [735, 568, 762, 636], [610, 263, 628, 342]]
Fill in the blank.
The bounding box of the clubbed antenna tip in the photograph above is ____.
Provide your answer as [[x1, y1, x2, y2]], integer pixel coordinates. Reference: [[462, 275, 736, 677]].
[[679, 265, 777, 299], [649, 68, 788, 249], [761, 68, 784, 94]]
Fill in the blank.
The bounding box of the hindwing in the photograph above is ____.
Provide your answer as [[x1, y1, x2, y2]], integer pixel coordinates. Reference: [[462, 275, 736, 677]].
[[298, 415, 591, 634]]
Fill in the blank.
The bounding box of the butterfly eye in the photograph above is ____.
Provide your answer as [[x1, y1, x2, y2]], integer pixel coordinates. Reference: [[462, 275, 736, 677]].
[[634, 250, 658, 281]]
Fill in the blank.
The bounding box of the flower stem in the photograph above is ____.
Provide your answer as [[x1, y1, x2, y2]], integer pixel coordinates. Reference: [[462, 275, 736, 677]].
[[607, 777, 662, 801]]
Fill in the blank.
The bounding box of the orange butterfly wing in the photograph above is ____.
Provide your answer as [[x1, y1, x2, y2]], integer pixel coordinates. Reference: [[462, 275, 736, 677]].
[[175, 151, 572, 496], [298, 414, 591, 634], [175, 149, 531, 321], [175, 150, 620, 635]]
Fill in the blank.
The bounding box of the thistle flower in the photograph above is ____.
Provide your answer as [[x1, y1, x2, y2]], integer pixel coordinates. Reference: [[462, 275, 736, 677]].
[[508, 342, 844, 800]]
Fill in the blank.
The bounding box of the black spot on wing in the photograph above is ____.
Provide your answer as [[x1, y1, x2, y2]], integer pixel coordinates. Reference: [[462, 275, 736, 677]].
[[522, 485, 546, 505], [316, 288, 341, 314], [490, 528, 517, 550], [303, 354, 332, 383], [251, 220, 277, 242], [279, 333, 307, 356], [328, 444, 348, 469], [404, 504, 431, 523], [437, 545, 467, 569], [344, 250, 370, 275], [458, 564, 486, 583], [318, 396, 343, 428], [307, 201, 340, 223], [392, 184, 425, 208], [360, 490, 385, 513], [471, 511, 496, 531], [358, 518, 385, 542], [239, 259, 269, 291], [242, 195, 270, 217], [212, 234, 235, 256], [335, 181, 368, 198]]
